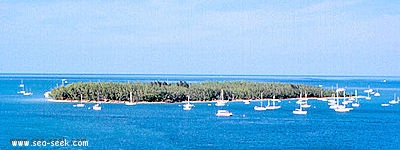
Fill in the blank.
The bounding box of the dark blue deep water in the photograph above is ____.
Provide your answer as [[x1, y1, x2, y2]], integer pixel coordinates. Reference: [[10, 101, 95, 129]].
[[1, 74, 400, 149]]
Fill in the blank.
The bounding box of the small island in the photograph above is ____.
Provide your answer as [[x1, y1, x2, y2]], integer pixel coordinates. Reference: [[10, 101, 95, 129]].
[[49, 81, 336, 103]]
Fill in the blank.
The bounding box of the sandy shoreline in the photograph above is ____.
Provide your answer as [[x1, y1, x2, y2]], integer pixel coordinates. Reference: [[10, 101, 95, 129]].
[[46, 96, 364, 104]]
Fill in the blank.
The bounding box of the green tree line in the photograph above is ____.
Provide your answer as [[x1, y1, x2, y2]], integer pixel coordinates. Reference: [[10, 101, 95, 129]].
[[49, 81, 335, 102]]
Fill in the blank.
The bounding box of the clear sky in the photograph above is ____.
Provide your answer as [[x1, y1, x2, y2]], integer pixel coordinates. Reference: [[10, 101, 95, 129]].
[[0, 0, 399, 76]]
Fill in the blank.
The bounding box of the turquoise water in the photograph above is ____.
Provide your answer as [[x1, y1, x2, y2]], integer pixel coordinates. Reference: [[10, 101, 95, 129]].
[[1, 74, 400, 149]]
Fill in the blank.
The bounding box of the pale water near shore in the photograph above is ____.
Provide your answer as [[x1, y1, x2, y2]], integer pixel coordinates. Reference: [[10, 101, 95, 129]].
[[1, 74, 400, 149]]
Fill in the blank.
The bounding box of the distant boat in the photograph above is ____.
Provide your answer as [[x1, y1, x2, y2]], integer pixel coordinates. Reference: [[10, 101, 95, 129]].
[[23, 88, 33, 96], [365, 92, 371, 100], [342, 90, 353, 105], [364, 86, 373, 93], [254, 93, 267, 111], [388, 94, 398, 105], [293, 104, 307, 115], [183, 105, 192, 111], [265, 95, 281, 110], [351, 90, 360, 107], [93, 103, 102, 111], [183, 95, 194, 111], [19, 80, 24, 88], [329, 91, 340, 109], [381, 103, 390, 107], [334, 106, 351, 112], [334, 88, 351, 112], [216, 110, 232, 117], [215, 89, 227, 107], [243, 100, 250, 105], [17, 90, 26, 94], [76, 94, 85, 107], [300, 101, 311, 108], [17, 81, 26, 94], [374, 89, 381, 97], [23, 91, 33, 96], [215, 100, 226, 107], [297, 93, 310, 108], [125, 92, 137, 106]]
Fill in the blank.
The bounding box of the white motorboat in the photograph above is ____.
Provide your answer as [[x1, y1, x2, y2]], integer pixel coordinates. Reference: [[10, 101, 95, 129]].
[[334, 107, 351, 112], [300, 102, 311, 108], [183, 105, 192, 110], [76, 103, 85, 107], [215, 100, 227, 107], [243, 100, 250, 105], [216, 110, 232, 117], [93, 103, 102, 111]]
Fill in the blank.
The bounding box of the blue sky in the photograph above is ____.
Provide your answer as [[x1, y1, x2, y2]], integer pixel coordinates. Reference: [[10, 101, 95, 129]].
[[0, 0, 399, 76]]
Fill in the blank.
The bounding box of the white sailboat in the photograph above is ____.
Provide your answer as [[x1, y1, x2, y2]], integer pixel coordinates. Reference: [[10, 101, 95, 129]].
[[17, 81, 26, 94], [266, 95, 281, 110], [76, 94, 85, 107], [330, 87, 343, 109], [364, 86, 373, 93], [296, 93, 310, 108], [254, 93, 267, 111], [183, 95, 194, 110], [92, 93, 102, 110], [374, 89, 381, 97], [342, 90, 353, 105], [334, 89, 352, 112], [351, 90, 360, 107], [365, 92, 371, 100], [215, 89, 227, 106], [125, 92, 136, 106], [293, 104, 307, 115], [388, 93, 398, 105], [23, 88, 33, 96], [334, 106, 351, 112]]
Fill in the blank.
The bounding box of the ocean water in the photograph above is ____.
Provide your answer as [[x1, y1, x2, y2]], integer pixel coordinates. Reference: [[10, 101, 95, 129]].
[[1, 74, 400, 149]]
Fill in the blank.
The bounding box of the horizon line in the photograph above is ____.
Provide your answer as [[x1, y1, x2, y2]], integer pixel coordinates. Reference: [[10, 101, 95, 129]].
[[0, 72, 397, 78]]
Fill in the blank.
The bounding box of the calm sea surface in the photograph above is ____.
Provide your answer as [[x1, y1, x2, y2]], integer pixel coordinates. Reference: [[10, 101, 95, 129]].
[[1, 74, 400, 149]]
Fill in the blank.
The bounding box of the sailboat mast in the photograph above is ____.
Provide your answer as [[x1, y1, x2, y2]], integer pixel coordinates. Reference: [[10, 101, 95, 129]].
[[355, 90, 358, 102], [221, 89, 224, 101], [130, 92, 133, 103], [337, 90, 340, 105], [261, 92, 264, 106], [272, 95, 276, 106]]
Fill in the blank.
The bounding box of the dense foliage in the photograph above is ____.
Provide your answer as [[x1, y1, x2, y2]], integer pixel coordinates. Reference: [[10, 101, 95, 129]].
[[49, 81, 335, 102]]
